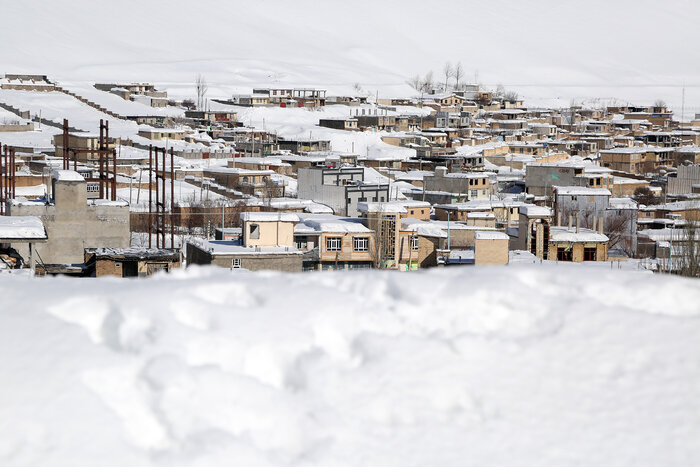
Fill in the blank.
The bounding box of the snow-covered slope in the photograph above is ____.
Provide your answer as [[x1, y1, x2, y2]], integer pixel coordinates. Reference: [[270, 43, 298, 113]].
[[2, 1, 699, 116], [2, 264, 699, 466]]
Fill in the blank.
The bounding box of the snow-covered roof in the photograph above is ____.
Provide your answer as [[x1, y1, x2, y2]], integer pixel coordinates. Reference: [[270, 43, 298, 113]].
[[295, 214, 371, 234], [240, 212, 300, 223], [401, 218, 447, 238], [474, 231, 509, 241], [53, 170, 84, 182], [553, 186, 611, 196], [549, 227, 608, 243], [193, 239, 301, 256], [357, 202, 405, 214], [0, 216, 47, 240], [519, 205, 552, 217]]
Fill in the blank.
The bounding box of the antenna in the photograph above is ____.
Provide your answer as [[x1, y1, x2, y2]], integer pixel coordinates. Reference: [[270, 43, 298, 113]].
[[681, 84, 685, 124]]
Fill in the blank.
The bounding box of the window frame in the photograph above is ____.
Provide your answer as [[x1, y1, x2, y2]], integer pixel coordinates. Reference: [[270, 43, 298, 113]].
[[326, 237, 342, 252], [353, 236, 369, 252]]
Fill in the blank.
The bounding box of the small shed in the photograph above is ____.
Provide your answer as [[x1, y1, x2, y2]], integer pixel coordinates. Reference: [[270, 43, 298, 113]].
[[84, 248, 181, 278]]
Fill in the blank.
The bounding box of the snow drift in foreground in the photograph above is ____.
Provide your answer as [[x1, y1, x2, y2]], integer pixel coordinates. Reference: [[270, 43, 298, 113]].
[[1, 265, 700, 466]]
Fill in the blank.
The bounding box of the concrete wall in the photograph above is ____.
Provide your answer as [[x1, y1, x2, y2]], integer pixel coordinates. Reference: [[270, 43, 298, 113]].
[[9, 178, 129, 264], [243, 220, 295, 247], [475, 238, 509, 265], [186, 244, 301, 272]]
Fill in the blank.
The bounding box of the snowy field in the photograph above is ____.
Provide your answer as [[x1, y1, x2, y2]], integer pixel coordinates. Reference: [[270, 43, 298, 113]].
[[3, 1, 700, 117], [1, 264, 700, 466]]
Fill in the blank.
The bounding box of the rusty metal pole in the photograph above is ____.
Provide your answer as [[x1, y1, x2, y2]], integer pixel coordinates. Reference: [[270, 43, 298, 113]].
[[148, 145, 152, 248], [0, 144, 4, 215], [112, 148, 117, 201], [170, 147, 174, 249], [62, 119, 69, 170], [153, 147, 160, 248], [161, 147, 166, 249], [99, 120, 104, 199], [10, 148, 15, 200]]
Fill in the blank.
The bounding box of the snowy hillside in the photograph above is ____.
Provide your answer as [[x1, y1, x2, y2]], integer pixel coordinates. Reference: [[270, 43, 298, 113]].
[[2, 1, 700, 116], [2, 264, 700, 466]]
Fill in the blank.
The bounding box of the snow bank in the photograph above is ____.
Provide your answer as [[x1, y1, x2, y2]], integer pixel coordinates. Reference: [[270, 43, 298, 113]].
[[1, 265, 700, 466]]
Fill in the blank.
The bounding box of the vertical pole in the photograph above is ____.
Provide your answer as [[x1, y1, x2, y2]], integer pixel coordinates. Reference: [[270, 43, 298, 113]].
[[62, 120, 68, 170], [447, 212, 451, 250], [0, 145, 4, 215], [149, 145, 153, 248], [99, 120, 104, 199], [10, 148, 15, 200], [222, 203, 225, 231], [170, 148, 174, 249], [112, 148, 117, 201]]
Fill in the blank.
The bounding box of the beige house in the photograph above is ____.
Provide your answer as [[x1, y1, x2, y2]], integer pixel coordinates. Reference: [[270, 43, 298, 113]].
[[241, 212, 298, 247], [474, 231, 509, 265], [294, 213, 374, 270], [186, 212, 302, 271]]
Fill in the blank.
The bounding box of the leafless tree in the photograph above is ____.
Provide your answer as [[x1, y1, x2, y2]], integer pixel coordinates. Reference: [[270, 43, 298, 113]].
[[633, 187, 659, 207], [605, 210, 637, 257], [451, 62, 464, 90], [654, 99, 667, 109], [195, 75, 208, 111], [495, 84, 505, 99], [676, 219, 700, 277], [422, 71, 434, 93], [407, 74, 422, 92], [443, 61, 453, 91], [504, 90, 519, 104]]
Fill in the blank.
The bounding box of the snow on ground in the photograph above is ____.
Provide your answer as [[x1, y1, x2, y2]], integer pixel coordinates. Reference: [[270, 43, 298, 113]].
[[218, 103, 418, 159], [1, 264, 700, 466], [0, 89, 140, 137], [3, 1, 700, 117], [59, 82, 185, 118]]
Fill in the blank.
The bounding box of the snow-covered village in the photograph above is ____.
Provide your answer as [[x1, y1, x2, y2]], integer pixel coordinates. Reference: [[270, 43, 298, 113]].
[[1, 1, 699, 466]]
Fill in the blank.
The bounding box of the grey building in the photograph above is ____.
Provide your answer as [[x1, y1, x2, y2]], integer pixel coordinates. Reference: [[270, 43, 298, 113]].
[[7, 170, 130, 265], [668, 164, 700, 195], [422, 166, 490, 201], [297, 166, 390, 217], [553, 186, 611, 222], [526, 163, 586, 196]]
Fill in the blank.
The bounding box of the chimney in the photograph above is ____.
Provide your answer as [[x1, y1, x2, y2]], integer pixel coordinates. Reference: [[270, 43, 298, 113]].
[[592, 216, 597, 232], [598, 216, 604, 234], [568, 214, 573, 230], [557, 212, 561, 227], [576, 213, 580, 234], [435, 166, 448, 178]]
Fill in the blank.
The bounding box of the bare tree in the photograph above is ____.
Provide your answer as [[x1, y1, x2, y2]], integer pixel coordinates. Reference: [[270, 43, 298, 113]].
[[654, 99, 667, 109], [633, 187, 659, 207], [407, 74, 422, 92], [605, 210, 637, 257], [195, 75, 208, 111], [443, 61, 453, 91], [676, 218, 700, 277], [451, 62, 464, 90], [422, 71, 434, 93], [504, 90, 519, 104], [495, 84, 505, 99]]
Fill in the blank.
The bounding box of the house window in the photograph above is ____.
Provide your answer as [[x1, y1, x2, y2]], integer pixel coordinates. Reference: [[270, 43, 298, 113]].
[[471, 190, 477, 197], [557, 247, 573, 262], [232, 258, 241, 269], [249, 223, 260, 239], [326, 237, 342, 251], [410, 236, 419, 250], [86, 183, 100, 193], [584, 247, 597, 261], [354, 237, 368, 251]]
